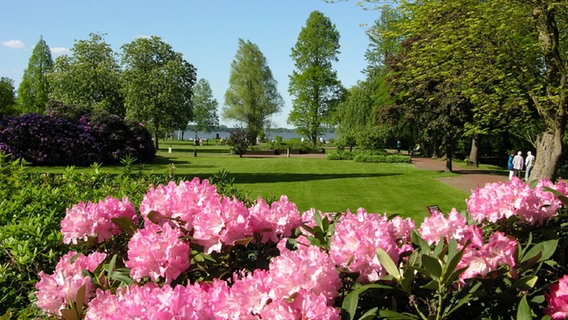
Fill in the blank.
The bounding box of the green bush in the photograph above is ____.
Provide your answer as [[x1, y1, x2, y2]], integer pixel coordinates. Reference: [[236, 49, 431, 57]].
[[326, 150, 355, 160], [0, 155, 167, 318], [327, 150, 410, 163]]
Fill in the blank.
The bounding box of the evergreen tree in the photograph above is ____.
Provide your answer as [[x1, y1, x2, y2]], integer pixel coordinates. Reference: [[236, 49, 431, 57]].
[[288, 10, 343, 145], [17, 36, 53, 114], [0, 77, 17, 116], [223, 39, 282, 145]]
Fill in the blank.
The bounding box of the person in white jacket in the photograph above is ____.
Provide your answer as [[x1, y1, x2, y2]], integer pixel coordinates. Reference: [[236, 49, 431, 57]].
[[525, 151, 535, 181], [512, 151, 524, 179]]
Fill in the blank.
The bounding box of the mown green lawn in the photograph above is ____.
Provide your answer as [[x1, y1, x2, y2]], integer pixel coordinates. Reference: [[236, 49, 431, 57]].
[[27, 140, 472, 221]]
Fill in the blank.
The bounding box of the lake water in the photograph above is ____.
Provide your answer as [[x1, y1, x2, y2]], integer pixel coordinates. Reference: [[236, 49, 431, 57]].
[[173, 130, 337, 141]]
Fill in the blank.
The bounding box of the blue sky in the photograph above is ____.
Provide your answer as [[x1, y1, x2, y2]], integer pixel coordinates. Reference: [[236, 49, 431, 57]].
[[0, 0, 386, 128]]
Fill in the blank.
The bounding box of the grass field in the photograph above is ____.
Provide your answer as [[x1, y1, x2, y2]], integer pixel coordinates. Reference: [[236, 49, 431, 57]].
[[27, 140, 474, 221]]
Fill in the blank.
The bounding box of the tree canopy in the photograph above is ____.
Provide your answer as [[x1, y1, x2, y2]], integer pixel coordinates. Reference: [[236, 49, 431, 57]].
[[49, 33, 124, 117], [17, 36, 53, 115], [191, 78, 219, 137], [0, 77, 16, 116], [121, 35, 196, 150], [288, 10, 343, 145], [223, 39, 283, 144]]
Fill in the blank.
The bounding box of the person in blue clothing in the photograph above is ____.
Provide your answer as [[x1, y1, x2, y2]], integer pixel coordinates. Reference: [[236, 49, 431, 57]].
[[508, 149, 515, 180]]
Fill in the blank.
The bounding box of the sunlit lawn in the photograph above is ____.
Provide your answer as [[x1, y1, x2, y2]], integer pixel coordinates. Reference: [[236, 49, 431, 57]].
[[27, 140, 472, 221]]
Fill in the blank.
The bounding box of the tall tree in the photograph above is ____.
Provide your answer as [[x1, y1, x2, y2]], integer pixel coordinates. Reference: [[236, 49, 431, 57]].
[[288, 10, 343, 145], [384, 0, 566, 178], [0, 77, 16, 116], [49, 33, 124, 116], [516, 0, 568, 180], [223, 39, 283, 144], [121, 35, 196, 150], [17, 36, 53, 114], [191, 78, 219, 140]]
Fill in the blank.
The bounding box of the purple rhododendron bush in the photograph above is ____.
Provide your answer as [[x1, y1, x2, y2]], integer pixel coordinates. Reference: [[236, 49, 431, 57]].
[[35, 177, 568, 319]]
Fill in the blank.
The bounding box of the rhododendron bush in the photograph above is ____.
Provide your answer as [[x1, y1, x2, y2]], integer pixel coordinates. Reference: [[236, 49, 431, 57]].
[[35, 177, 568, 319]]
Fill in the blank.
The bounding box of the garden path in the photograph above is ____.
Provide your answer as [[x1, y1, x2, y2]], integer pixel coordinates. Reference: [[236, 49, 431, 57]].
[[411, 157, 508, 194]]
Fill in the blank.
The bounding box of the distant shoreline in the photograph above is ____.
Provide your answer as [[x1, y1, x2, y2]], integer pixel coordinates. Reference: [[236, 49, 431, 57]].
[[173, 129, 337, 141]]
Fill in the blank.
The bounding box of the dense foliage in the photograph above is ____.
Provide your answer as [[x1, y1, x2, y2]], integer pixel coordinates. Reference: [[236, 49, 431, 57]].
[[0, 108, 156, 165], [288, 10, 343, 145], [226, 129, 249, 157], [121, 35, 196, 150], [0, 113, 101, 166], [223, 39, 283, 145], [25, 172, 568, 319]]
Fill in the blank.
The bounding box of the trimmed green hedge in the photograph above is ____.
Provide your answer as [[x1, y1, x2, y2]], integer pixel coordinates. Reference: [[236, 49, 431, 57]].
[[327, 150, 411, 163]]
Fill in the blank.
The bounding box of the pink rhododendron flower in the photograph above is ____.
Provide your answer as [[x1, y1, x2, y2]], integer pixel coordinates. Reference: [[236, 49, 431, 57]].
[[457, 231, 517, 282], [125, 222, 190, 284], [390, 216, 416, 243], [212, 270, 271, 319], [467, 177, 568, 225], [139, 178, 221, 228], [259, 289, 340, 320], [61, 196, 137, 244], [269, 244, 341, 303], [36, 251, 106, 316], [86, 282, 214, 320], [218, 197, 252, 246], [249, 196, 303, 243], [329, 209, 403, 282], [419, 208, 483, 247], [546, 275, 568, 319]]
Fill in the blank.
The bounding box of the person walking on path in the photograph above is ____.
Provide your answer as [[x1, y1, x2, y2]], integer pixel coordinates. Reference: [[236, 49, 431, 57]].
[[508, 150, 516, 180], [513, 151, 524, 179], [525, 151, 536, 181]]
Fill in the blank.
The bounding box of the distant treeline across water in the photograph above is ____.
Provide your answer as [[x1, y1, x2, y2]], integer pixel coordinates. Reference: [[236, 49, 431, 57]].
[[173, 130, 337, 141]]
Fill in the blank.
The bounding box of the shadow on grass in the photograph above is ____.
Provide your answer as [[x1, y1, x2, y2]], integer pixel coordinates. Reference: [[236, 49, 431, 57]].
[[228, 172, 400, 184]]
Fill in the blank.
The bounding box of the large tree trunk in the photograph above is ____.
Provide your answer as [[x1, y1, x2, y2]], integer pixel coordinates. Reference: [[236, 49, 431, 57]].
[[531, 123, 564, 181], [468, 134, 479, 167], [526, 2, 567, 180]]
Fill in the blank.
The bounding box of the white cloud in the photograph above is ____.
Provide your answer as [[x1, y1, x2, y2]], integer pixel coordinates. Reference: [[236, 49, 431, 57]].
[[50, 47, 71, 56], [1, 39, 25, 49]]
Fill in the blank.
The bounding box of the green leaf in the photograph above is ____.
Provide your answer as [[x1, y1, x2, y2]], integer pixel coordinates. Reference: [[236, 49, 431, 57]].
[[513, 275, 539, 290], [411, 230, 430, 253], [111, 217, 138, 235], [522, 240, 558, 264], [516, 295, 532, 320], [378, 309, 420, 319], [110, 271, 134, 285], [358, 307, 378, 320], [421, 255, 442, 279], [377, 248, 401, 281], [342, 284, 392, 320], [147, 211, 162, 225], [233, 237, 254, 247], [106, 254, 118, 277]]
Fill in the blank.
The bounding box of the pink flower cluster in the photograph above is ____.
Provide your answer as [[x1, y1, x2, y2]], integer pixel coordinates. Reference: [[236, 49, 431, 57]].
[[329, 208, 415, 282], [35, 251, 106, 316], [546, 274, 568, 319], [419, 209, 517, 282], [61, 196, 137, 244], [139, 178, 303, 253], [85, 245, 341, 320], [466, 177, 568, 225], [125, 222, 190, 284]]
